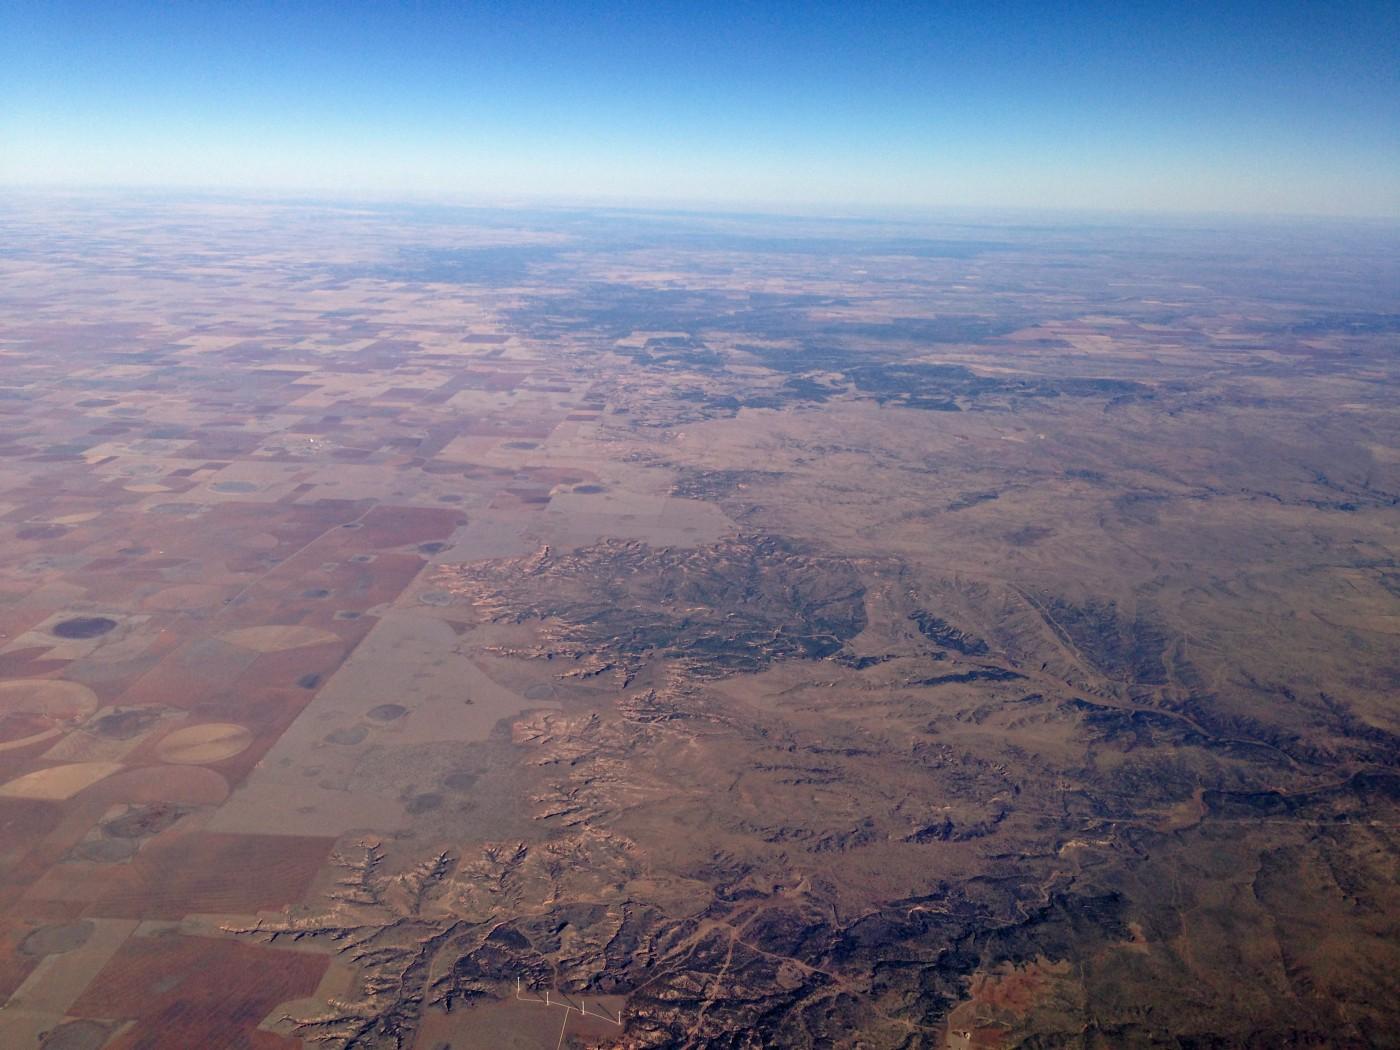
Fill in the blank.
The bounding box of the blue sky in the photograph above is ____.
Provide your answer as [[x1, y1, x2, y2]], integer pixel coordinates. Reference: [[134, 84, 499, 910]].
[[3, 1, 1398, 216]]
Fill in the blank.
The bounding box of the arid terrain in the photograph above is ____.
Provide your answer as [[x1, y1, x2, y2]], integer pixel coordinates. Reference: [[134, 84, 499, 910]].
[[0, 194, 1397, 1049]]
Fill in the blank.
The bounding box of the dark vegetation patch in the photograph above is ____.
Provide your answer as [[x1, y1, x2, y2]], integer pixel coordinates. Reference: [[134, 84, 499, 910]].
[[404, 792, 442, 815], [443, 771, 478, 792], [844, 361, 1144, 412], [738, 343, 1147, 414], [947, 490, 1000, 511], [514, 284, 754, 339], [660, 233, 1012, 259], [615, 335, 727, 372], [669, 468, 783, 501], [90, 707, 164, 740], [17, 524, 68, 540], [103, 803, 188, 839], [21, 921, 94, 956], [1114, 490, 1169, 525], [781, 375, 840, 401], [1062, 697, 1207, 751], [69, 838, 138, 864], [908, 611, 989, 655], [39, 1019, 112, 1050], [51, 616, 118, 639], [910, 667, 1025, 687], [438, 535, 866, 680], [1266, 312, 1400, 336], [498, 279, 1144, 418], [1204, 771, 1400, 823], [834, 315, 1023, 343], [1006, 525, 1054, 546], [336, 245, 561, 286], [325, 726, 368, 745], [837, 653, 897, 670], [1039, 597, 1169, 684]]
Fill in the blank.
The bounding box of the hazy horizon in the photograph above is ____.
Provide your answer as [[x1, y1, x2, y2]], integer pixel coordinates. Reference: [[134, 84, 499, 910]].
[[7, 183, 1400, 229], [3, 1, 1398, 217]]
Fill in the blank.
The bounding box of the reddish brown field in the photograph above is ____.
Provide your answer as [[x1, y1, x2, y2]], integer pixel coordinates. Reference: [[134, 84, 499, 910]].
[[80, 833, 332, 920], [72, 934, 326, 1050]]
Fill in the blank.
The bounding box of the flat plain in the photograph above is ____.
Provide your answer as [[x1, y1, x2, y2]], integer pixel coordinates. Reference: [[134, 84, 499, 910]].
[[0, 195, 1397, 1048]]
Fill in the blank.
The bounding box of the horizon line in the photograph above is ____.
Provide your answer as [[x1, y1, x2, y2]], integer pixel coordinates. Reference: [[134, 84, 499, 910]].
[[4, 180, 1400, 228]]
